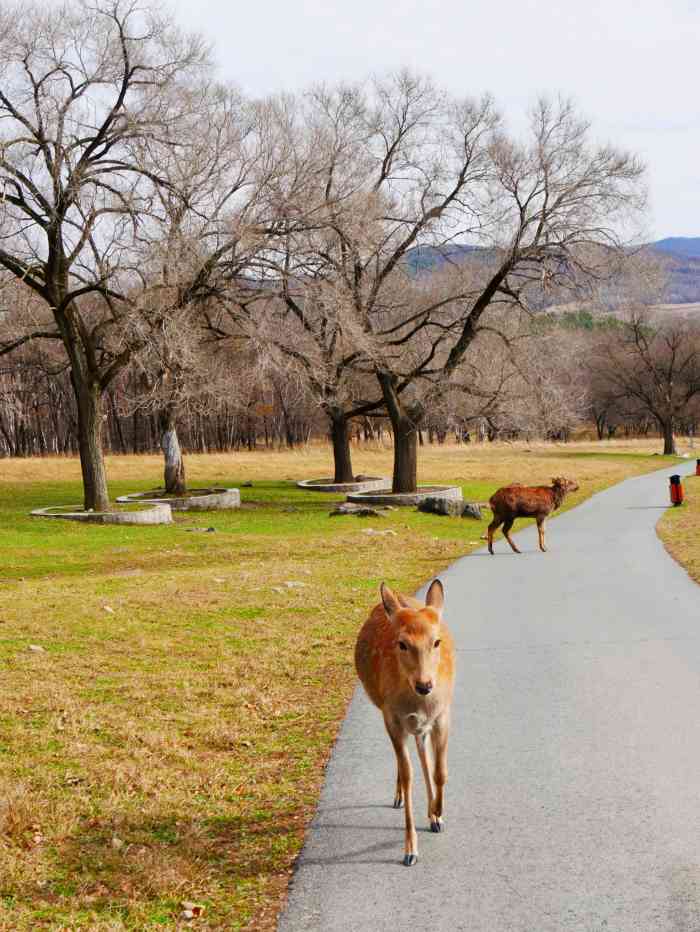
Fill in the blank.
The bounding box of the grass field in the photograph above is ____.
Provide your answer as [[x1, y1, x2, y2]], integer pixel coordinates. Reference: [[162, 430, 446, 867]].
[[0, 440, 687, 930], [657, 471, 700, 586]]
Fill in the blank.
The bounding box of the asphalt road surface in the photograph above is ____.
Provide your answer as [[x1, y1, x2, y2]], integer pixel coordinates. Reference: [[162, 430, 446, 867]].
[[278, 462, 700, 932]]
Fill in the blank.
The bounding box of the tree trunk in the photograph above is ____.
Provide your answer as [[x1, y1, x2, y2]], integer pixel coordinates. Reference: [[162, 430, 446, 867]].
[[378, 372, 423, 494], [72, 374, 110, 511], [159, 408, 186, 494], [594, 412, 606, 441], [662, 418, 677, 455], [110, 392, 128, 454], [328, 408, 354, 483], [391, 414, 419, 492]]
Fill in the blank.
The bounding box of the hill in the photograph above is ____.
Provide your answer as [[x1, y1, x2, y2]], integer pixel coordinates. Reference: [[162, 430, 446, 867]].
[[650, 239, 700, 303], [406, 238, 700, 305], [404, 244, 481, 273], [651, 237, 700, 259]]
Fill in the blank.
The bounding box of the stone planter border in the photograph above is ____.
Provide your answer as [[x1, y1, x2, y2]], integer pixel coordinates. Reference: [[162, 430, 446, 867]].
[[31, 503, 173, 525], [115, 488, 241, 511], [297, 477, 391, 493], [346, 485, 463, 507]]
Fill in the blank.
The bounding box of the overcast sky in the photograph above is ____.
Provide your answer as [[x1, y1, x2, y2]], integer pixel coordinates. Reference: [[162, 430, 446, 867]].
[[167, 0, 699, 241]]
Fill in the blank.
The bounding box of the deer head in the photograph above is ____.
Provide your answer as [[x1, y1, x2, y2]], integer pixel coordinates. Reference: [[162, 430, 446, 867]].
[[380, 579, 445, 696]]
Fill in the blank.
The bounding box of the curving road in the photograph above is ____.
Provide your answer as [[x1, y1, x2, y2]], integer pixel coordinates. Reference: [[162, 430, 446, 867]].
[[278, 462, 700, 932]]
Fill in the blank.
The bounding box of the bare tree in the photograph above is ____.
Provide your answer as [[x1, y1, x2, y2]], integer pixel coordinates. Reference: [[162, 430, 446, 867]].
[[259, 73, 500, 488], [245, 282, 385, 482], [122, 305, 231, 492], [0, 0, 207, 508], [121, 82, 275, 492], [594, 313, 700, 454], [266, 78, 646, 491], [375, 96, 646, 490], [588, 352, 624, 439], [192, 88, 382, 482]]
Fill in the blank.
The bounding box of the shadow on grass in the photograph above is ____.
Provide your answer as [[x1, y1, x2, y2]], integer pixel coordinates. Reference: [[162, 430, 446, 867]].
[[20, 810, 304, 926]]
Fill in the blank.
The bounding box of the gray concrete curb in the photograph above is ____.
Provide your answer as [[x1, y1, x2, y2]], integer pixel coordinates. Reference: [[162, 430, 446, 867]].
[[346, 485, 463, 506], [115, 488, 240, 511], [297, 477, 391, 493], [31, 503, 173, 525]]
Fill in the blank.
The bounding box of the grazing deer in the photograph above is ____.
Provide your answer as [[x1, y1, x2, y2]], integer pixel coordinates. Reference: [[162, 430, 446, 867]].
[[354, 579, 455, 866], [487, 476, 579, 554]]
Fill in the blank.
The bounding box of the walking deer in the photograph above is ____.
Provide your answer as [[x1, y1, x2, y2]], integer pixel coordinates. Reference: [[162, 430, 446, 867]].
[[487, 476, 579, 554], [354, 579, 455, 866]]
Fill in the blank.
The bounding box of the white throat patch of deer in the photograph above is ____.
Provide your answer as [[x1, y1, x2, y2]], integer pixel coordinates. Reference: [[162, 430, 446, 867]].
[[354, 579, 455, 866]]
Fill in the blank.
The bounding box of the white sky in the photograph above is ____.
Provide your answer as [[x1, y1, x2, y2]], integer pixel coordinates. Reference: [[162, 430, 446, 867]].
[[168, 0, 700, 240]]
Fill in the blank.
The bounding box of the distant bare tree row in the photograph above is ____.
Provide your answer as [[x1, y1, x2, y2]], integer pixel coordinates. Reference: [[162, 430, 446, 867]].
[[5, 294, 699, 466], [0, 338, 319, 459]]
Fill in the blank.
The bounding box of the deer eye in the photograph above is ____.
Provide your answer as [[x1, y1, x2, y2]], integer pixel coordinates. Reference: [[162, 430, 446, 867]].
[[433, 639, 441, 648], [398, 641, 408, 651]]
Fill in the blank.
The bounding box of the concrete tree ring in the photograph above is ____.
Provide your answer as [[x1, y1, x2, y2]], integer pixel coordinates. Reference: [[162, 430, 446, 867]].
[[345, 486, 463, 507], [115, 488, 241, 511], [31, 503, 173, 525], [296, 478, 392, 493]]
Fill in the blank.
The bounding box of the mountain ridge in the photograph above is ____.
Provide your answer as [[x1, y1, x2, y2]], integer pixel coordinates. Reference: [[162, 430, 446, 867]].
[[405, 237, 700, 304], [652, 237, 700, 259]]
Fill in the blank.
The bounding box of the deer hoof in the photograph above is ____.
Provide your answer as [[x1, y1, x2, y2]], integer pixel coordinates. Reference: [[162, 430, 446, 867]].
[[430, 818, 443, 833], [393, 796, 403, 809], [403, 853, 418, 867]]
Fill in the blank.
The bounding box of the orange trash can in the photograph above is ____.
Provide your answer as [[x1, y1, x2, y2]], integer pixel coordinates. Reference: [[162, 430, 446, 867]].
[[670, 474, 684, 506]]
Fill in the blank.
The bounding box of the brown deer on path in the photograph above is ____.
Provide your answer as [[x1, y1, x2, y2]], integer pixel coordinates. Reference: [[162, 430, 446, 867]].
[[354, 579, 455, 867], [487, 477, 579, 554]]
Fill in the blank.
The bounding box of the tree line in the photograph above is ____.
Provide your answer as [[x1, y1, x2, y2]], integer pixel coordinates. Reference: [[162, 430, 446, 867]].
[[1, 0, 698, 508]]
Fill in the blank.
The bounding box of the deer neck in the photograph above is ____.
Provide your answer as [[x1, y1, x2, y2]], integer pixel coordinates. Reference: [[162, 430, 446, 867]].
[[551, 486, 566, 509]]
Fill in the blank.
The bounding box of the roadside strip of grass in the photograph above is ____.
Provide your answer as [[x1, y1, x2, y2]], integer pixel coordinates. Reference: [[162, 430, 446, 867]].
[[0, 442, 685, 930], [657, 472, 700, 585]]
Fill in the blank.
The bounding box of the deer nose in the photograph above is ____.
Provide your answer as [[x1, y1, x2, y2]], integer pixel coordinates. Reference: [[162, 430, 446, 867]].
[[415, 681, 433, 696]]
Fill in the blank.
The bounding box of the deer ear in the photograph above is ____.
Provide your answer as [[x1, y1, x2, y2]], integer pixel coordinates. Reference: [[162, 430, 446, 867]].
[[425, 579, 444, 617], [380, 582, 402, 619]]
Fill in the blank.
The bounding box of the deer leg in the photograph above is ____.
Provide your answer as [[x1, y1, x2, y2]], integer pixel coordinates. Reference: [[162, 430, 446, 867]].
[[502, 517, 521, 554], [430, 713, 450, 833], [537, 517, 547, 552], [393, 766, 403, 809], [487, 516, 502, 554], [415, 733, 435, 823], [387, 725, 417, 866]]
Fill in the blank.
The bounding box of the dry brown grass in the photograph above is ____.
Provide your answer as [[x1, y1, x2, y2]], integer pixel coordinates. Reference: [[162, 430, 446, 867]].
[[0, 436, 687, 487], [0, 439, 686, 930], [657, 472, 700, 585]]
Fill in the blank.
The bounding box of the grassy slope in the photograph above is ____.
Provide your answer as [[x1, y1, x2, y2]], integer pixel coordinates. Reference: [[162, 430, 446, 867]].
[[657, 472, 700, 585], [0, 441, 684, 931]]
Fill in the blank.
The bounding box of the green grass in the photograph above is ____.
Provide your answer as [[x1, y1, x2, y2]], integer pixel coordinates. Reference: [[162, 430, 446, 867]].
[[0, 476, 500, 582], [0, 443, 685, 930]]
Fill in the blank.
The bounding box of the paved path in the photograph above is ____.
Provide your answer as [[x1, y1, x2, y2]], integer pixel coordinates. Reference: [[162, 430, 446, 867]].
[[278, 462, 700, 932]]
